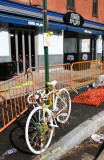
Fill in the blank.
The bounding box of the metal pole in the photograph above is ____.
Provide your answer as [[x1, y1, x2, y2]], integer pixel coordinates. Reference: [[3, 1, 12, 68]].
[[43, 0, 49, 93]]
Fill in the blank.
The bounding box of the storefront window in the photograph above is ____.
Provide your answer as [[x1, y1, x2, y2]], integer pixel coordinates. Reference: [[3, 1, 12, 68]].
[[64, 38, 77, 53], [80, 39, 90, 53]]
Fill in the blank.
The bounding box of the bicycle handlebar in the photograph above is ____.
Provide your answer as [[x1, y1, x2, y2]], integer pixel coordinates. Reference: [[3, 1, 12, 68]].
[[27, 93, 38, 105], [27, 80, 57, 105], [27, 90, 45, 105]]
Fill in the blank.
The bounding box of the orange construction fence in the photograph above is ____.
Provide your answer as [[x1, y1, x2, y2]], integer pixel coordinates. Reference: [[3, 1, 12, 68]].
[[71, 60, 102, 87], [27, 63, 72, 94], [0, 63, 71, 132], [0, 60, 102, 132]]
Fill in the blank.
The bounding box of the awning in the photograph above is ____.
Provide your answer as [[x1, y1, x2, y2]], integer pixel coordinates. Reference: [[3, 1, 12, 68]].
[[0, 0, 104, 35], [0, 12, 43, 27], [67, 25, 104, 35], [49, 22, 104, 35], [0, 12, 103, 35]]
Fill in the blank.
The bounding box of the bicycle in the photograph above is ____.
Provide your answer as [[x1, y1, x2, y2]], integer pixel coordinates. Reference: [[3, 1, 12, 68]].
[[25, 80, 71, 154]]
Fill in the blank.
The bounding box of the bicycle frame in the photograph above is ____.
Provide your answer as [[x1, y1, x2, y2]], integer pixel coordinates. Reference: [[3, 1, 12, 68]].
[[42, 89, 56, 110], [41, 88, 68, 124], [27, 80, 69, 126]]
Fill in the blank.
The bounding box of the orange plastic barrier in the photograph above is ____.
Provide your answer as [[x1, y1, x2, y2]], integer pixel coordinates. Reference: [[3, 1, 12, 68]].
[[27, 63, 72, 92], [71, 60, 102, 87], [72, 86, 104, 107]]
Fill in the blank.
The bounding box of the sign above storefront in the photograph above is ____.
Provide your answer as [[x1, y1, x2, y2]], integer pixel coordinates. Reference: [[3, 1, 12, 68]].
[[63, 12, 84, 27]]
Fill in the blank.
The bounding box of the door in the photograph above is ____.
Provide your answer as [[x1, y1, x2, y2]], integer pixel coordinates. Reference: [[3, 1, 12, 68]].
[[10, 29, 36, 74]]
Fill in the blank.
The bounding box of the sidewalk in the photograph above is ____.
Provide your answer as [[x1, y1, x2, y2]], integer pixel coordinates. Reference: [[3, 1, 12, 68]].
[[32, 86, 104, 160], [0, 86, 104, 160], [96, 149, 104, 160], [59, 126, 104, 160]]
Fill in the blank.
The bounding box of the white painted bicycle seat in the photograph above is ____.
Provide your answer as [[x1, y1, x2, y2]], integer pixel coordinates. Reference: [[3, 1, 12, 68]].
[[47, 80, 57, 87]]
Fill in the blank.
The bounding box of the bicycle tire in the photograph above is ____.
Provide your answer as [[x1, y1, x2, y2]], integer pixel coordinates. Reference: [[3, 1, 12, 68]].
[[25, 106, 54, 154], [55, 88, 71, 123]]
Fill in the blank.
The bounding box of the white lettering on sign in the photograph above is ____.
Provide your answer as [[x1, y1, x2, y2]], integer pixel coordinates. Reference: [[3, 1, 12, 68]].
[[84, 30, 92, 34], [67, 55, 74, 61], [28, 21, 35, 25], [28, 21, 43, 27], [70, 13, 80, 26], [40, 24, 43, 27], [36, 22, 39, 26]]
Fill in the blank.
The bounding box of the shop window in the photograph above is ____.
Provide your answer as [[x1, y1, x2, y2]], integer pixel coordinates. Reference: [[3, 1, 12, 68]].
[[64, 38, 77, 53], [92, 0, 98, 18], [80, 39, 90, 53], [67, 0, 75, 11]]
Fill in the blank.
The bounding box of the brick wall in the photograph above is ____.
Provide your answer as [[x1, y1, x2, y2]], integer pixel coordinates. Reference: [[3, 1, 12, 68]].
[[11, 0, 104, 24]]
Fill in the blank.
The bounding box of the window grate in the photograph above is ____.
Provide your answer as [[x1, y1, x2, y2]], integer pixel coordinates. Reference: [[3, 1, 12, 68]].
[[93, 0, 98, 17], [67, 0, 75, 10]]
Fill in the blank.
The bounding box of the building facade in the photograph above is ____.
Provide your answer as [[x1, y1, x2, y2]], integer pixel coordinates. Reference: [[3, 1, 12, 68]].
[[0, 0, 104, 75]]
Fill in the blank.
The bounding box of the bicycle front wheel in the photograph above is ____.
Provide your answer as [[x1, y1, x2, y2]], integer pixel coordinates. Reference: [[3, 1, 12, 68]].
[[55, 88, 71, 123], [25, 106, 54, 154]]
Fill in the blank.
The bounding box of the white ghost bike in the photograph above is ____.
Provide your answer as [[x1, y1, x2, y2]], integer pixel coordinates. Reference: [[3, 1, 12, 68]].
[[25, 80, 71, 154]]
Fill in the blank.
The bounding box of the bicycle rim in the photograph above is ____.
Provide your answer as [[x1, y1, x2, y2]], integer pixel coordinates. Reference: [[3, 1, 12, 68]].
[[25, 106, 53, 154], [55, 88, 71, 123]]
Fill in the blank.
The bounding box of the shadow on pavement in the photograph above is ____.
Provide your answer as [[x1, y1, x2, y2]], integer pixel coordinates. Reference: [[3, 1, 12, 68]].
[[8, 110, 34, 158]]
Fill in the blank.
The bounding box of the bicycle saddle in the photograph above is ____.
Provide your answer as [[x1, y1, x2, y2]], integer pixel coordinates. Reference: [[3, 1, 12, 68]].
[[47, 80, 57, 87]]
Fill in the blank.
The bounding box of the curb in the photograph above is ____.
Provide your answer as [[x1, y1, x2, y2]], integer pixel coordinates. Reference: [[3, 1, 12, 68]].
[[33, 110, 104, 160]]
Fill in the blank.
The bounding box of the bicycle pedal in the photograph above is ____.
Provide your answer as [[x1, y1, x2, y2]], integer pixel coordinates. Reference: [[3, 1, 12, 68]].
[[49, 124, 59, 128]]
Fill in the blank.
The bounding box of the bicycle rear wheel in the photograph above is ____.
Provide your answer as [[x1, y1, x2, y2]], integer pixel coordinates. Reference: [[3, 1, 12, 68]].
[[55, 88, 71, 123], [25, 106, 54, 154]]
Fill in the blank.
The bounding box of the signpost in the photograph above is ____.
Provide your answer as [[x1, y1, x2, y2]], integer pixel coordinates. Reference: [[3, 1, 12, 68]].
[[43, 0, 49, 93]]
